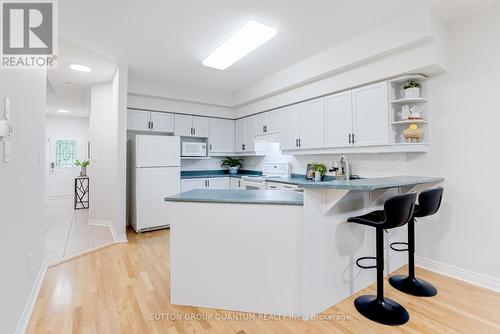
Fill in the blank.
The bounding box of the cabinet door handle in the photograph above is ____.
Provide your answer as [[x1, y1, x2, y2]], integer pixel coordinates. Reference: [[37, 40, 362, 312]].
[[299, 139, 301, 147], [209, 144, 212, 151], [352, 133, 355, 144], [207, 179, 210, 187], [349, 133, 352, 144], [295, 139, 298, 147], [151, 121, 154, 130], [194, 128, 196, 135], [242, 144, 245, 151], [263, 125, 267, 133]]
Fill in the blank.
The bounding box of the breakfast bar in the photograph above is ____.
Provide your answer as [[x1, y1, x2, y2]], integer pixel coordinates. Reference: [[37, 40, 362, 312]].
[[166, 175, 443, 319]]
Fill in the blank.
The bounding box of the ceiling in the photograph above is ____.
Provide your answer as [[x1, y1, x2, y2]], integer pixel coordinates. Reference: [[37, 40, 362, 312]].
[[59, 0, 500, 96], [46, 40, 117, 118]]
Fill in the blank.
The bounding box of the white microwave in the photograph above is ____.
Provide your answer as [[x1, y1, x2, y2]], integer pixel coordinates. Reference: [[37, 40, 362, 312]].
[[182, 142, 207, 157]]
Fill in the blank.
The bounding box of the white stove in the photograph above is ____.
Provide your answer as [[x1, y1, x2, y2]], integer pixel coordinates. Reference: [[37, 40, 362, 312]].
[[241, 163, 291, 190]]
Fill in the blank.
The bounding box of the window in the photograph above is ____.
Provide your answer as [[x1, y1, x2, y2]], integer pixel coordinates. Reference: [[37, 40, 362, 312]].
[[55, 140, 77, 168]]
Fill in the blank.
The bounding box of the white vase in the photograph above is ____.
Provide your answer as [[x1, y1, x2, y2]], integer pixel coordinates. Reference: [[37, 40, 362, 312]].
[[404, 87, 420, 99], [80, 167, 87, 177], [229, 167, 239, 174], [314, 171, 322, 181]]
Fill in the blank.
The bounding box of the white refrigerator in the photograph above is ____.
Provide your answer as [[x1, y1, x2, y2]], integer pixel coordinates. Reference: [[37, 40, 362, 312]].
[[130, 135, 180, 232]]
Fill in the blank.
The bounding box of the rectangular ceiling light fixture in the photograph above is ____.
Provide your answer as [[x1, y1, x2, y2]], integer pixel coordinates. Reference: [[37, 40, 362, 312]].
[[202, 20, 277, 70]]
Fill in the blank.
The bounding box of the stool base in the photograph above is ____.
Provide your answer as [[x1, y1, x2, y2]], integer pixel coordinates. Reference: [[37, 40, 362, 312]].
[[354, 295, 409, 326], [389, 275, 437, 297]]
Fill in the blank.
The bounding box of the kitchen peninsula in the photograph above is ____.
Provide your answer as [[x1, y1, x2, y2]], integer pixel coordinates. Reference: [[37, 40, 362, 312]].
[[166, 175, 443, 318]]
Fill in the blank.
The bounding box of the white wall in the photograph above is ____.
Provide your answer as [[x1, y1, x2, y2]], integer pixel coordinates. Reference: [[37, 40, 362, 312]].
[[244, 143, 407, 178], [89, 66, 128, 242], [44, 115, 89, 197], [0, 70, 46, 333], [407, 4, 500, 284], [89, 82, 114, 225]]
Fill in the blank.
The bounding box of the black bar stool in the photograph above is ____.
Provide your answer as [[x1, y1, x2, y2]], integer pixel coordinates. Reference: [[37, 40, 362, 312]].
[[389, 187, 444, 297], [347, 192, 416, 326]]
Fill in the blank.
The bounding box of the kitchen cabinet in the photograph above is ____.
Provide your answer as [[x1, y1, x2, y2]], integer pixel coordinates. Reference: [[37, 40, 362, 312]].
[[209, 119, 235, 154], [174, 115, 209, 137], [150, 112, 174, 133], [235, 117, 255, 153], [254, 110, 280, 136], [207, 177, 230, 189], [127, 110, 174, 133], [351, 81, 389, 146], [181, 177, 230, 192], [279, 98, 324, 150], [230, 177, 243, 189], [324, 91, 353, 147], [277, 105, 300, 150], [181, 179, 205, 192]]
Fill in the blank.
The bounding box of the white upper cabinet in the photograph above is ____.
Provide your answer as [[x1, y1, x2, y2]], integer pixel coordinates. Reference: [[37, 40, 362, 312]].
[[352, 81, 389, 146], [174, 115, 210, 137], [254, 110, 280, 136], [278, 105, 300, 150], [244, 116, 256, 152], [128, 110, 150, 132], [235, 118, 246, 153], [298, 98, 324, 149], [127, 110, 174, 133], [174, 114, 193, 136], [192, 116, 209, 137], [324, 91, 353, 148], [209, 118, 235, 154], [150, 112, 174, 133]]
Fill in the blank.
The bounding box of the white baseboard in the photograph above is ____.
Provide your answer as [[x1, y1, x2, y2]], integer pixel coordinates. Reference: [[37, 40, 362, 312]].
[[109, 224, 128, 243], [89, 219, 112, 227], [15, 259, 48, 334], [416, 256, 500, 293]]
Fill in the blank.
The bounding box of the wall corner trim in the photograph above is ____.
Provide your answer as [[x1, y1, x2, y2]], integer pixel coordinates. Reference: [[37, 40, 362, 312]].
[[416, 256, 500, 293], [15, 259, 48, 334]]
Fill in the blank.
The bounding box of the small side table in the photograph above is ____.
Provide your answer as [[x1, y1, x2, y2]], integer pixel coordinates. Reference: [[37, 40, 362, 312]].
[[75, 176, 89, 210]]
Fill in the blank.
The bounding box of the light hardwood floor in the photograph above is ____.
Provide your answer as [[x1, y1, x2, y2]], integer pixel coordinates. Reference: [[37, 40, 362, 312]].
[[28, 228, 500, 333]]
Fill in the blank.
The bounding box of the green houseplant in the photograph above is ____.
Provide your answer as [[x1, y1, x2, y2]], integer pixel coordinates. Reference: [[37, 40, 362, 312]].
[[311, 163, 327, 181], [403, 80, 422, 99], [220, 157, 244, 174], [75, 160, 90, 177]]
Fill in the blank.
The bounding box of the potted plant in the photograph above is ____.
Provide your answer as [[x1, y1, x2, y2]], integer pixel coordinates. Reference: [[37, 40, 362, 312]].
[[311, 163, 327, 181], [220, 157, 244, 174], [75, 160, 90, 177], [403, 80, 422, 99]]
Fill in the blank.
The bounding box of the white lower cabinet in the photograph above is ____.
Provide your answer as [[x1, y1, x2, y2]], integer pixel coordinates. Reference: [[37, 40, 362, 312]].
[[230, 177, 243, 189], [181, 178, 230, 192]]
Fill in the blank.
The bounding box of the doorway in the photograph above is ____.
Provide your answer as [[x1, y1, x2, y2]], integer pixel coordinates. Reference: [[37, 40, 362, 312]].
[[48, 134, 83, 197]]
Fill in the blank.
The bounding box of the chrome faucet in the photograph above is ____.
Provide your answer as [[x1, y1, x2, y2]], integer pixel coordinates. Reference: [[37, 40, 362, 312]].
[[339, 155, 351, 181]]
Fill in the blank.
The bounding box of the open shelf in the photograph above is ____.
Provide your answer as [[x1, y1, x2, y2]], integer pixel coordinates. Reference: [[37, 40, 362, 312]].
[[392, 119, 429, 125], [389, 74, 430, 145], [391, 98, 428, 105]]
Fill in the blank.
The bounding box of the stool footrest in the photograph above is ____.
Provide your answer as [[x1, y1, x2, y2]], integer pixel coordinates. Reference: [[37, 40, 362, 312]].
[[390, 242, 409, 252], [356, 256, 377, 269]]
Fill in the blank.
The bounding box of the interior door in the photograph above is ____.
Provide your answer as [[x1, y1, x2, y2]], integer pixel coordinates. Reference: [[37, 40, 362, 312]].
[[137, 167, 180, 230], [352, 81, 389, 146], [299, 98, 324, 149], [49, 135, 83, 197], [279, 105, 300, 150], [324, 91, 353, 148]]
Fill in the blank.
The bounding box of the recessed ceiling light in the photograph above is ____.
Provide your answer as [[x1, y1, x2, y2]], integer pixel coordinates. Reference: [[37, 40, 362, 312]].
[[202, 20, 277, 70], [57, 109, 70, 113], [69, 63, 92, 72]]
